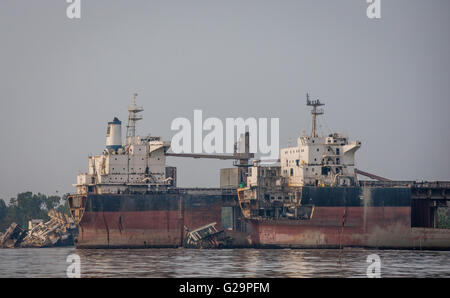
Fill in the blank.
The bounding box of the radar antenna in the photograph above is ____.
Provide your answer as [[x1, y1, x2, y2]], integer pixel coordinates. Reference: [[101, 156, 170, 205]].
[[306, 93, 324, 138], [126, 93, 144, 145]]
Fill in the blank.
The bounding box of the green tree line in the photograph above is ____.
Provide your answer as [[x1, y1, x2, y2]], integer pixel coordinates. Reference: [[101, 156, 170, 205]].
[[0, 192, 69, 232]]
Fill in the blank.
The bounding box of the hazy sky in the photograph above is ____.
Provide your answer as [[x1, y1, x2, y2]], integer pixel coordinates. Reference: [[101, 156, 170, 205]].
[[0, 0, 449, 200]]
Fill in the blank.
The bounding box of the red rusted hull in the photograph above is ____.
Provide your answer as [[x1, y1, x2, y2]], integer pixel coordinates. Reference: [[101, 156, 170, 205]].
[[77, 211, 182, 248], [71, 188, 450, 249], [249, 206, 450, 249], [74, 191, 249, 248], [77, 209, 229, 248]]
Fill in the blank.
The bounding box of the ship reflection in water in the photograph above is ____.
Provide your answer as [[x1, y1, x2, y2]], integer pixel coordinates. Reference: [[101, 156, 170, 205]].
[[0, 248, 449, 278]]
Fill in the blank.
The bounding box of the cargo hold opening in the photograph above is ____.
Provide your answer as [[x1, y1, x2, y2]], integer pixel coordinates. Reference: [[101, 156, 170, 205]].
[[411, 199, 450, 228]]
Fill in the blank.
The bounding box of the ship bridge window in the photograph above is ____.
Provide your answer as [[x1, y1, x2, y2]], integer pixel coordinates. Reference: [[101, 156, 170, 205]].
[[322, 166, 331, 175]]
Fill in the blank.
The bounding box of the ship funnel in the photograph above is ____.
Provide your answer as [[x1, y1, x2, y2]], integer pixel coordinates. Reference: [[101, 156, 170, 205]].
[[106, 117, 122, 150]]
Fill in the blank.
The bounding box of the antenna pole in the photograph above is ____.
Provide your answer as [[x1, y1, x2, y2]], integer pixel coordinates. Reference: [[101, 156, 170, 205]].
[[306, 93, 325, 138], [126, 93, 144, 145]]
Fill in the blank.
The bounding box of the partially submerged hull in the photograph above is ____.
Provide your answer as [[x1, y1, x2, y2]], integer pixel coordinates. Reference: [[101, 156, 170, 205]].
[[242, 185, 450, 249], [249, 207, 450, 249], [68, 186, 450, 249], [69, 189, 250, 248]]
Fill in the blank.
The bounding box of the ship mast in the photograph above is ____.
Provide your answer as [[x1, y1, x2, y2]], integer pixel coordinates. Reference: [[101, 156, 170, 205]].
[[306, 93, 324, 138], [126, 93, 144, 145]]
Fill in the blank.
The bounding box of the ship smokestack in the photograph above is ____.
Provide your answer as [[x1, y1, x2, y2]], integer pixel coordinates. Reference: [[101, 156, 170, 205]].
[[106, 117, 122, 150]]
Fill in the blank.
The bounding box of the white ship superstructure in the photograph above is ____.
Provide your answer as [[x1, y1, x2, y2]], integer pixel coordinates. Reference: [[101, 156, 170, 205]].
[[74, 95, 173, 195], [248, 94, 361, 187], [280, 132, 361, 187]]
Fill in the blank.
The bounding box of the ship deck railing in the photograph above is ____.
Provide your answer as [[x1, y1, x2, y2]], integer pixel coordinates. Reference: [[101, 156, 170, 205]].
[[359, 180, 450, 188]]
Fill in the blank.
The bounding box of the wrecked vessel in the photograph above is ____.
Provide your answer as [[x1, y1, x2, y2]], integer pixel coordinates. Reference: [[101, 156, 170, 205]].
[[237, 95, 450, 249], [67, 94, 249, 248], [67, 94, 450, 249]]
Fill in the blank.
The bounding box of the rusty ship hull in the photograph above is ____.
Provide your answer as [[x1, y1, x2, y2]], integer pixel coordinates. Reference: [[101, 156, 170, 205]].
[[68, 189, 249, 248], [249, 207, 450, 249], [68, 184, 450, 249], [241, 184, 450, 250]]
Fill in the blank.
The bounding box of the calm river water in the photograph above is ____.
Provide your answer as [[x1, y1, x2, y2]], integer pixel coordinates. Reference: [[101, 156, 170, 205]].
[[0, 247, 449, 278]]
